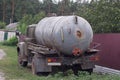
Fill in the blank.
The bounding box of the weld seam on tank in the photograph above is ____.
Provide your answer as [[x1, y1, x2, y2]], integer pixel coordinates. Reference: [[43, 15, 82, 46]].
[[42, 18, 50, 45], [44, 18, 55, 47], [60, 27, 64, 43], [51, 17, 65, 48]]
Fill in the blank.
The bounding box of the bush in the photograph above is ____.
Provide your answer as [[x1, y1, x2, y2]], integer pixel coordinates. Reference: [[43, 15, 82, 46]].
[[0, 21, 6, 29], [17, 23, 28, 34], [1, 36, 18, 46]]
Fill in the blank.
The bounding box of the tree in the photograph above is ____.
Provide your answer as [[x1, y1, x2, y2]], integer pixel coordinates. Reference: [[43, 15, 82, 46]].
[[41, 0, 58, 15], [0, 21, 6, 29], [57, 0, 77, 15], [0, 0, 42, 24], [2, 0, 6, 22], [11, 0, 15, 23], [77, 0, 120, 33], [17, 12, 45, 34]]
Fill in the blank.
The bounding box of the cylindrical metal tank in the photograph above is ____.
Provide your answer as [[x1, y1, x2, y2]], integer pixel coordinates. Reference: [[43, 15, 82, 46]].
[[35, 16, 93, 55]]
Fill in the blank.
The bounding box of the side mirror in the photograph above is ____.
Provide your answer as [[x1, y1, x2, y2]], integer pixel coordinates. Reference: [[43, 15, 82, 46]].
[[16, 30, 21, 36]]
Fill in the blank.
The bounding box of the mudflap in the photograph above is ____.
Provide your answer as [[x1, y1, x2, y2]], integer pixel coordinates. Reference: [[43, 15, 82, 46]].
[[32, 54, 52, 74], [81, 62, 95, 70]]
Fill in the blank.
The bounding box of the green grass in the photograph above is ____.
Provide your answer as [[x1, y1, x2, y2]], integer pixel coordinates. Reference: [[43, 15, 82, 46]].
[[0, 44, 120, 80]]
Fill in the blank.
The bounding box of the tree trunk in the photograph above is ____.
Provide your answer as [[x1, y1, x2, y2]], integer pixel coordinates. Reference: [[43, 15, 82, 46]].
[[11, 0, 15, 23], [61, 1, 64, 15], [2, 0, 6, 22]]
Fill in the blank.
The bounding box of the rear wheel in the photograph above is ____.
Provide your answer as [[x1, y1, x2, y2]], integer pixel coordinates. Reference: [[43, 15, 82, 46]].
[[85, 69, 93, 74], [19, 60, 28, 67], [72, 64, 81, 75], [18, 52, 28, 67], [37, 72, 50, 76], [72, 64, 93, 75]]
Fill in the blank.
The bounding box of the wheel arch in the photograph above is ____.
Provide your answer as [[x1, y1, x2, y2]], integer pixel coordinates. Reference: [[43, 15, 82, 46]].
[[17, 47, 20, 53]]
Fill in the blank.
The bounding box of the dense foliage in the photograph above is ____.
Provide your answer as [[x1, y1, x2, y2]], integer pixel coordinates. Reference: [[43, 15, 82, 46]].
[[1, 36, 18, 46], [77, 0, 120, 33], [17, 12, 45, 34], [0, 0, 120, 33], [0, 0, 41, 23], [0, 21, 6, 29]]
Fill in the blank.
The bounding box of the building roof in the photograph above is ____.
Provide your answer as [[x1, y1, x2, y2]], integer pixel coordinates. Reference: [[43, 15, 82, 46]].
[[6, 22, 18, 31]]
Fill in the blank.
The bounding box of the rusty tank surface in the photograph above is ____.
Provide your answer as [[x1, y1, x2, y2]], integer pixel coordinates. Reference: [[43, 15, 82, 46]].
[[35, 16, 93, 55]]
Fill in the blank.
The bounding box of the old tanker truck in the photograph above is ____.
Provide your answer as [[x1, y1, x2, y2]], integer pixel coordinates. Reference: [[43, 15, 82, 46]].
[[16, 16, 98, 75]]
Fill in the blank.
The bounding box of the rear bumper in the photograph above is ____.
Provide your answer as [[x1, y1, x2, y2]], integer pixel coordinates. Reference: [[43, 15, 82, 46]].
[[46, 55, 97, 69]]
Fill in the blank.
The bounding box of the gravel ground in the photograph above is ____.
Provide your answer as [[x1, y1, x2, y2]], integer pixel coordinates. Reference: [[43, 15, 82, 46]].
[[0, 49, 6, 80], [0, 72, 5, 80]]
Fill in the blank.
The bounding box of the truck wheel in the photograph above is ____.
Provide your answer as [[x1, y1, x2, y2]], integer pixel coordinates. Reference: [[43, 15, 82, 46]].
[[72, 64, 81, 75], [18, 53, 28, 67], [80, 68, 93, 75], [19, 60, 28, 67], [85, 69, 93, 75]]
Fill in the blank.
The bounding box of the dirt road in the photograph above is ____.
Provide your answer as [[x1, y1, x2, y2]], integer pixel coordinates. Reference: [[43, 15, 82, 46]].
[[0, 49, 6, 80], [0, 49, 6, 60]]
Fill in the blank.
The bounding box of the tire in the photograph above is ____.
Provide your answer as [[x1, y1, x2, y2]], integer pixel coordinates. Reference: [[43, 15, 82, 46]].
[[85, 69, 93, 75], [72, 64, 81, 75], [37, 72, 50, 76], [19, 61, 28, 67], [18, 52, 28, 67], [72, 65, 93, 75]]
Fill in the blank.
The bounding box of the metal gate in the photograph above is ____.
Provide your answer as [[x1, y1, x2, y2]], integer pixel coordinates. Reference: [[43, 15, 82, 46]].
[[93, 33, 120, 70]]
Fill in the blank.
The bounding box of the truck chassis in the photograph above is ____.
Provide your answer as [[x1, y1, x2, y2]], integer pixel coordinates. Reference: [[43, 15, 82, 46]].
[[17, 39, 98, 75]]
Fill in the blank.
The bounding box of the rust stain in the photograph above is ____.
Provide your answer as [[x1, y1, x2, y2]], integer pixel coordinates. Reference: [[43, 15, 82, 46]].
[[76, 30, 82, 38]]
